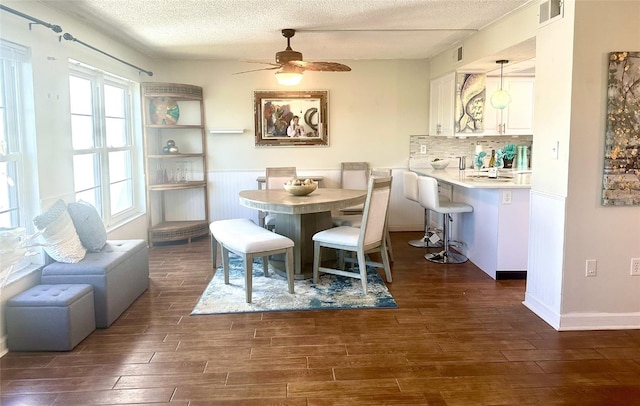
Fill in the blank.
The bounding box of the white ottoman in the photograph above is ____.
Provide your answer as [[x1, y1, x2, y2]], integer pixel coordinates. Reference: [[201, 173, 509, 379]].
[[6, 284, 96, 351]]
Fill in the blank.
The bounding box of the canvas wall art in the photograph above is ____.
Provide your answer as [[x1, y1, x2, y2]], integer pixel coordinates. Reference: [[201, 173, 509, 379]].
[[602, 51, 640, 206], [455, 73, 486, 133]]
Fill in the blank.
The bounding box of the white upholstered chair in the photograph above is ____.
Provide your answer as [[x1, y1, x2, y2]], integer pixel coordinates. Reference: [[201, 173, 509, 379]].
[[417, 176, 473, 264], [313, 176, 393, 293], [337, 162, 369, 215], [263, 167, 297, 230], [332, 168, 394, 261]]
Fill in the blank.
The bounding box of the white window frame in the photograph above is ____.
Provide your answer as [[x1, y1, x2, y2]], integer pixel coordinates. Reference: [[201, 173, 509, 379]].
[[0, 39, 39, 278], [69, 61, 142, 229]]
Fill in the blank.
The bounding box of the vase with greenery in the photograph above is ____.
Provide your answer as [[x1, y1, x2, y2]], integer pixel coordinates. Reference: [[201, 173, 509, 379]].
[[502, 144, 516, 168]]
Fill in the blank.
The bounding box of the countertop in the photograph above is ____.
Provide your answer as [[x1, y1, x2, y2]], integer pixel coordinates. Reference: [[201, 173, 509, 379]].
[[412, 168, 532, 189]]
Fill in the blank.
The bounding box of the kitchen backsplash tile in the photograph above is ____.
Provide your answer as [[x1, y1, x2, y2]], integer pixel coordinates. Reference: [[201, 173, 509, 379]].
[[409, 135, 533, 169]]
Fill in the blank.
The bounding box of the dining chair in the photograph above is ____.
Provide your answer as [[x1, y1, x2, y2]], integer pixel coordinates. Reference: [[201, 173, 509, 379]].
[[263, 167, 297, 230], [332, 167, 394, 261], [313, 175, 393, 293], [338, 162, 369, 215]]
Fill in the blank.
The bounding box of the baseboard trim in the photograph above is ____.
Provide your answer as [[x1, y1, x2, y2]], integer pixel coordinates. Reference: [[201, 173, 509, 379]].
[[558, 312, 640, 331], [496, 270, 527, 280]]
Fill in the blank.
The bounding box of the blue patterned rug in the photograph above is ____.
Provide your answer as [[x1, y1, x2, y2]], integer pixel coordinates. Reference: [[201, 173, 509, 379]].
[[191, 254, 397, 314]]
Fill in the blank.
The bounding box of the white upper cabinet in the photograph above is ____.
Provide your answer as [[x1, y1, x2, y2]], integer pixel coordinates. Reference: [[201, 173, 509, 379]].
[[484, 76, 535, 136], [429, 72, 455, 137]]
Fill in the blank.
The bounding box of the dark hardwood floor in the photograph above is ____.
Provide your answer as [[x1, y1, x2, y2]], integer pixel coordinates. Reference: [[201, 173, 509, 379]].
[[2, 232, 640, 405]]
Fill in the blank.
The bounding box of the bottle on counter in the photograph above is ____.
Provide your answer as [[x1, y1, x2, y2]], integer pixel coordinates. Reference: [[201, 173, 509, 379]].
[[488, 149, 496, 167]]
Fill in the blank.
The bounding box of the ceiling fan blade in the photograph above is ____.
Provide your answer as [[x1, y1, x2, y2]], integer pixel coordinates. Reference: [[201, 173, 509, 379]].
[[289, 60, 351, 72], [233, 65, 281, 75]]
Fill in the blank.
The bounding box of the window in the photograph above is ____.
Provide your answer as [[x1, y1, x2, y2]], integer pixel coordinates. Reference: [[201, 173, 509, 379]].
[[0, 39, 38, 278], [0, 40, 30, 231], [69, 62, 141, 228]]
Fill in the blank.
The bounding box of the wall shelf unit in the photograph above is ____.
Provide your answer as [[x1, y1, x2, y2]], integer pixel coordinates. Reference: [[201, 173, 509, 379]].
[[142, 82, 210, 247]]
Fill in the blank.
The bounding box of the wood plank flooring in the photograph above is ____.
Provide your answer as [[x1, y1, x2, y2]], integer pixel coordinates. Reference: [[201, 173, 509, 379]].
[[2, 232, 640, 405]]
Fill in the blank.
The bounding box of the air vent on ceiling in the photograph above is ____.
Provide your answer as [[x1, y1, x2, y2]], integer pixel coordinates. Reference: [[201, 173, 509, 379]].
[[539, 0, 564, 26]]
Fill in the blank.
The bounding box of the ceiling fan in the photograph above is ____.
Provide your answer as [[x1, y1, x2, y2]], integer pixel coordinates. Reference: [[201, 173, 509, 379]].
[[235, 29, 351, 85]]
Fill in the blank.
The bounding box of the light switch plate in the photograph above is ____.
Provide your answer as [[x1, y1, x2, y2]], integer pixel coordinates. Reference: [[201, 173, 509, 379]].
[[420, 144, 427, 154]]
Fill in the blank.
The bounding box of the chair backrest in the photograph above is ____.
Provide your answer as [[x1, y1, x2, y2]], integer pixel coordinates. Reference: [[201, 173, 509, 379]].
[[370, 168, 392, 178], [340, 162, 369, 190], [359, 175, 393, 248], [265, 167, 297, 190], [402, 171, 419, 202], [417, 176, 441, 212]]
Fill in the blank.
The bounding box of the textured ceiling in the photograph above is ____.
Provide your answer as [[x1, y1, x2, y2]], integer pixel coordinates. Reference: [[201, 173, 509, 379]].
[[39, 0, 534, 72]]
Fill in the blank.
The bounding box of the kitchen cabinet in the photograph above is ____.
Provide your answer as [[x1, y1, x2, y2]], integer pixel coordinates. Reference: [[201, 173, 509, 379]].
[[428, 72, 455, 137], [142, 82, 210, 247], [484, 76, 535, 136]]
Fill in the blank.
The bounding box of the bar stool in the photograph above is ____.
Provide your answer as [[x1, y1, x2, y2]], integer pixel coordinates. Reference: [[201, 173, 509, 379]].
[[417, 176, 473, 264], [403, 171, 443, 248]]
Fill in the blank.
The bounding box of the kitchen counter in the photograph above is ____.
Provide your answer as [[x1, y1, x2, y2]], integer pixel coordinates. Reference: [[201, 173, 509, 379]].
[[413, 168, 531, 189], [412, 167, 531, 280]]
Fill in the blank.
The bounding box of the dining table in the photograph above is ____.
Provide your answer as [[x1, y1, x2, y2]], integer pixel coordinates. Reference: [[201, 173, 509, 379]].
[[238, 188, 367, 279]]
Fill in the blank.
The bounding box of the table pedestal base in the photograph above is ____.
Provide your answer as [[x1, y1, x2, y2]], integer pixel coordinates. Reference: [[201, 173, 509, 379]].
[[269, 211, 333, 279]]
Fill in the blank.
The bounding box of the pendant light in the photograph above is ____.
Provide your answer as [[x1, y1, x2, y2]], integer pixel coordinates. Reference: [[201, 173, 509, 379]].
[[490, 60, 512, 109]]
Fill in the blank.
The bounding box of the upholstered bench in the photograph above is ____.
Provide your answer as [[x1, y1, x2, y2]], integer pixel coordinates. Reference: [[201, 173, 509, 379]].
[[6, 284, 96, 351], [209, 219, 294, 303], [41, 239, 149, 328]]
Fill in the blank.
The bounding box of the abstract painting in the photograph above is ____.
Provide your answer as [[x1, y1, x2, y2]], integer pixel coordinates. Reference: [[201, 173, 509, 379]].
[[602, 51, 640, 206], [455, 73, 486, 133]]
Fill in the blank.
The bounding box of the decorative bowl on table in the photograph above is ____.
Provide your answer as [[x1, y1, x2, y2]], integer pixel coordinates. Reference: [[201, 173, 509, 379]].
[[430, 159, 450, 170], [283, 179, 318, 196]]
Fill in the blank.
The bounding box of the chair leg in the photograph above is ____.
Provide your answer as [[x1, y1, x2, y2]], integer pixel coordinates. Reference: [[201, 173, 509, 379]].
[[222, 247, 230, 284], [385, 230, 394, 262], [285, 247, 294, 294], [380, 243, 392, 283], [244, 253, 253, 303], [211, 235, 218, 270], [262, 256, 269, 276], [357, 247, 368, 293], [313, 241, 322, 283]]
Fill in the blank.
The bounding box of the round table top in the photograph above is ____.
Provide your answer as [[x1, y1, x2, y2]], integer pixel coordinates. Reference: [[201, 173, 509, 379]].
[[239, 188, 366, 215]]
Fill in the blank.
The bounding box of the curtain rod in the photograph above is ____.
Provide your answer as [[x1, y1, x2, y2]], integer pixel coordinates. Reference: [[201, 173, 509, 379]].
[[0, 4, 62, 33], [1, 4, 153, 77], [63, 33, 153, 77]]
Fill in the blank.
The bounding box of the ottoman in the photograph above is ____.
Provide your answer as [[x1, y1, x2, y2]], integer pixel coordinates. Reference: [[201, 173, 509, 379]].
[[6, 284, 95, 351], [41, 239, 149, 328]]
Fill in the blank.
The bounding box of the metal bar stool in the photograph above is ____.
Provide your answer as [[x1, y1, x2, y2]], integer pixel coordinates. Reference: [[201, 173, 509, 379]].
[[417, 176, 473, 264]]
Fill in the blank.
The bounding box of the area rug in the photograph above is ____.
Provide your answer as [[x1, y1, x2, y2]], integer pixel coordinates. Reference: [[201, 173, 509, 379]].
[[191, 254, 397, 315]]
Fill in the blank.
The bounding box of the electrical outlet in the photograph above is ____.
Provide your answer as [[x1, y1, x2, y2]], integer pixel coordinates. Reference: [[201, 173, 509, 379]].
[[420, 144, 427, 154], [631, 258, 640, 276], [502, 190, 512, 204], [586, 259, 597, 277]]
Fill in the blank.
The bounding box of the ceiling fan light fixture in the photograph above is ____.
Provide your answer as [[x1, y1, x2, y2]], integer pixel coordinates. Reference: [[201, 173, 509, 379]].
[[490, 60, 511, 110], [275, 70, 303, 86]]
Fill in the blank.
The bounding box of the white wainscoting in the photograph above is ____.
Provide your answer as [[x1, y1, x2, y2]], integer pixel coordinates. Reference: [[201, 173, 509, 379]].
[[207, 169, 423, 232]]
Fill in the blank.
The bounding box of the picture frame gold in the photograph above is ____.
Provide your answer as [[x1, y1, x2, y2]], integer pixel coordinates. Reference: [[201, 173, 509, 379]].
[[254, 90, 328, 147]]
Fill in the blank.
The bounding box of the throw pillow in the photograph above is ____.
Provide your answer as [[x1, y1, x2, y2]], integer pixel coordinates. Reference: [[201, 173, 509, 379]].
[[33, 199, 86, 263], [67, 200, 107, 252]]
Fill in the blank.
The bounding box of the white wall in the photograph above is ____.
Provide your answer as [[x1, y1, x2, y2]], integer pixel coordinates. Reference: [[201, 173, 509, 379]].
[[560, 0, 640, 326], [526, 0, 640, 330], [151, 58, 430, 172]]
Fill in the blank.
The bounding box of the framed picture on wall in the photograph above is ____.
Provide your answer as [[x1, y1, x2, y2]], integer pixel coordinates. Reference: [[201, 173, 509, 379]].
[[254, 90, 328, 147]]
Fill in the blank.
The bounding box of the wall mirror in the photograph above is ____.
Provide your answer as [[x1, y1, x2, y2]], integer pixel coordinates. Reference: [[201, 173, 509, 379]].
[[254, 90, 328, 146]]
